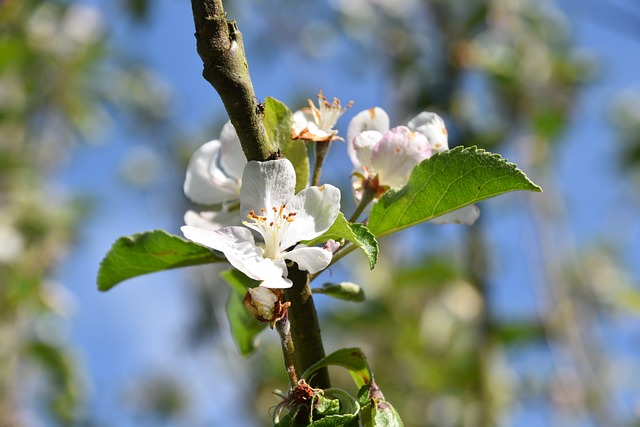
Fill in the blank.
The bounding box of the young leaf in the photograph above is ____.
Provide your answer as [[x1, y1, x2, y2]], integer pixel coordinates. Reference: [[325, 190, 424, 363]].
[[220, 269, 266, 356], [358, 381, 404, 427], [309, 388, 360, 426], [312, 282, 366, 302], [368, 146, 542, 237], [306, 213, 378, 269], [301, 348, 372, 390], [97, 230, 224, 291], [360, 400, 403, 427], [263, 97, 310, 193]]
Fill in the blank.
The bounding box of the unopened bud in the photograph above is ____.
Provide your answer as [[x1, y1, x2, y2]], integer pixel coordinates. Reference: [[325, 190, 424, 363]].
[[323, 239, 340, 253], [243, 287, 290, 328]]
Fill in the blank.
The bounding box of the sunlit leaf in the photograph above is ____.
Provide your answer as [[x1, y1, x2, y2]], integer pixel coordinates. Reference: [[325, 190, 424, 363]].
[[369, 146, 542, 237], [98, 230, 224, 291], [221, 269, 266, 356], [302, 348, 372, 389], [358, 381, 403, 427], [360, 399, 403, 427], [306, 213, 378, 269], [264, 97, 309, 193]]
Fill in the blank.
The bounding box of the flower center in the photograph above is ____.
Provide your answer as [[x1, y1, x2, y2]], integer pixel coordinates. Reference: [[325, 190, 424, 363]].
[[309, 92, 353, 132], [245, 204, 297, 259]]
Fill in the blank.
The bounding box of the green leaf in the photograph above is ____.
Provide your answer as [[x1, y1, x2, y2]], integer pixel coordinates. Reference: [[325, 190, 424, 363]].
[[221, 269, 266, 356], [264, 97, 309, 193], [306, 213, 378, 269], [368, 146, 542, 237], [312, 282, 365, 302], [358, 382, 404, 427], [302, 348, 372, 390], [310, 389, 360, 426], [360, 400, 403, 427], [97, 230, 224, 291]]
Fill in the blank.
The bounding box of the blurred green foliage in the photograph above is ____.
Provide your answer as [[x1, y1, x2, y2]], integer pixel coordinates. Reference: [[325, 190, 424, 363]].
[[0, 0, 176, 424]]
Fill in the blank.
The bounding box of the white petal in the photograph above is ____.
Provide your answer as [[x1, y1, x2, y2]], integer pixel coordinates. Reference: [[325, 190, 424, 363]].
[[352, 130, 382, 172], [219, 121, 247, 181], [240, 159, 296, 217], [292, 109, 314, 131], [184, 140, 239, 204], [284, 246, 332, 274], [347, 107, 390, 168], [371, 126, 431, 189], [407, 112, 449, 152], [430, 205, 480, 225], [259, 275, 293, 289], [181, 225, 285, 282], [184, 209, 240, 231], [281, 184, 341, 249]]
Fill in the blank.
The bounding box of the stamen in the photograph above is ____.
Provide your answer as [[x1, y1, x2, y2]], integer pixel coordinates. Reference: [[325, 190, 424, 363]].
[[243, 204, 298, 259]]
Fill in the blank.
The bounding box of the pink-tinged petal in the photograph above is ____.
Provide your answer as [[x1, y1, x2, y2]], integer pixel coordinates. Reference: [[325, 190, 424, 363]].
[[430, 205, 480, 225], [181, 225, 285, 282], [281, 184, 341, 249], [407, 112, 449, 152], [324, 239, 340, 253], [284, 246, 332, 274], [347, 107, 390, 167], [240, 159, 296, 218], [352, 130, 382, 172], [184, 140, 239, 204], [219, 121, 247, 181], [371, 126, 431, 189]]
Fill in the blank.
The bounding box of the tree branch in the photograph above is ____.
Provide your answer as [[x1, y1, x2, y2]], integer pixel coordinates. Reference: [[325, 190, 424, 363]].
[[191, 0, 330, 391], [191, 0, 275, 161], [284, 266, 331, 389]]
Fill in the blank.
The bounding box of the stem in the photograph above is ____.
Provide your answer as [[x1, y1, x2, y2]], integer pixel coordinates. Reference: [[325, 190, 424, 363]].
[[190, 0, 275, 161], [348, 186, 376, 223], [311, 142, 331, 187], [283, 265, 331, 389], [275, 316, 299, 389], [466, 219, 494, 427]]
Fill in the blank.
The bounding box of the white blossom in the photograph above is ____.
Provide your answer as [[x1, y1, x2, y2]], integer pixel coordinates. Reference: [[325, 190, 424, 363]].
[[182, 159, 340, 289], [183, 121, 246, 229], [348, 107, 478, 225], [291, 91, 352, 142]]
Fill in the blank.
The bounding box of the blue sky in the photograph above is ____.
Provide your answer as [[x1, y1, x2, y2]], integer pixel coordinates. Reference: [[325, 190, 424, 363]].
[[54, 0, 640, 425]]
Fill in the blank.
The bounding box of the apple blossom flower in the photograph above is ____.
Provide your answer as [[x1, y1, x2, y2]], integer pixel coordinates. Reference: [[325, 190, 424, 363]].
[[347, 107, 448, 168], [181, 159, 341, 289], [183, 121, 247, 229], [291, 91, 353, 142], [351, 126, 431, 197], [347, 107, 478, 225]]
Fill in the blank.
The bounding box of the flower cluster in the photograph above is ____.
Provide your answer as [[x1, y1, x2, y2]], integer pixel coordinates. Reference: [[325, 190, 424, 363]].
[[346, 107, 479, 224], [181, 98, 476, 292], [346, 107, 448, 198]]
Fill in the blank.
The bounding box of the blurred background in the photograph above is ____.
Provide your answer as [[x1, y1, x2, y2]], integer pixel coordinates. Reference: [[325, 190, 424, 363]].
[[2, 0, 640, 425]]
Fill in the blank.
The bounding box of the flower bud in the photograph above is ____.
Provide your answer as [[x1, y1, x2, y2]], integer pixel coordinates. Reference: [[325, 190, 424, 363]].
[[243, 287, 291, 328], [323, 239, 341, 253]]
